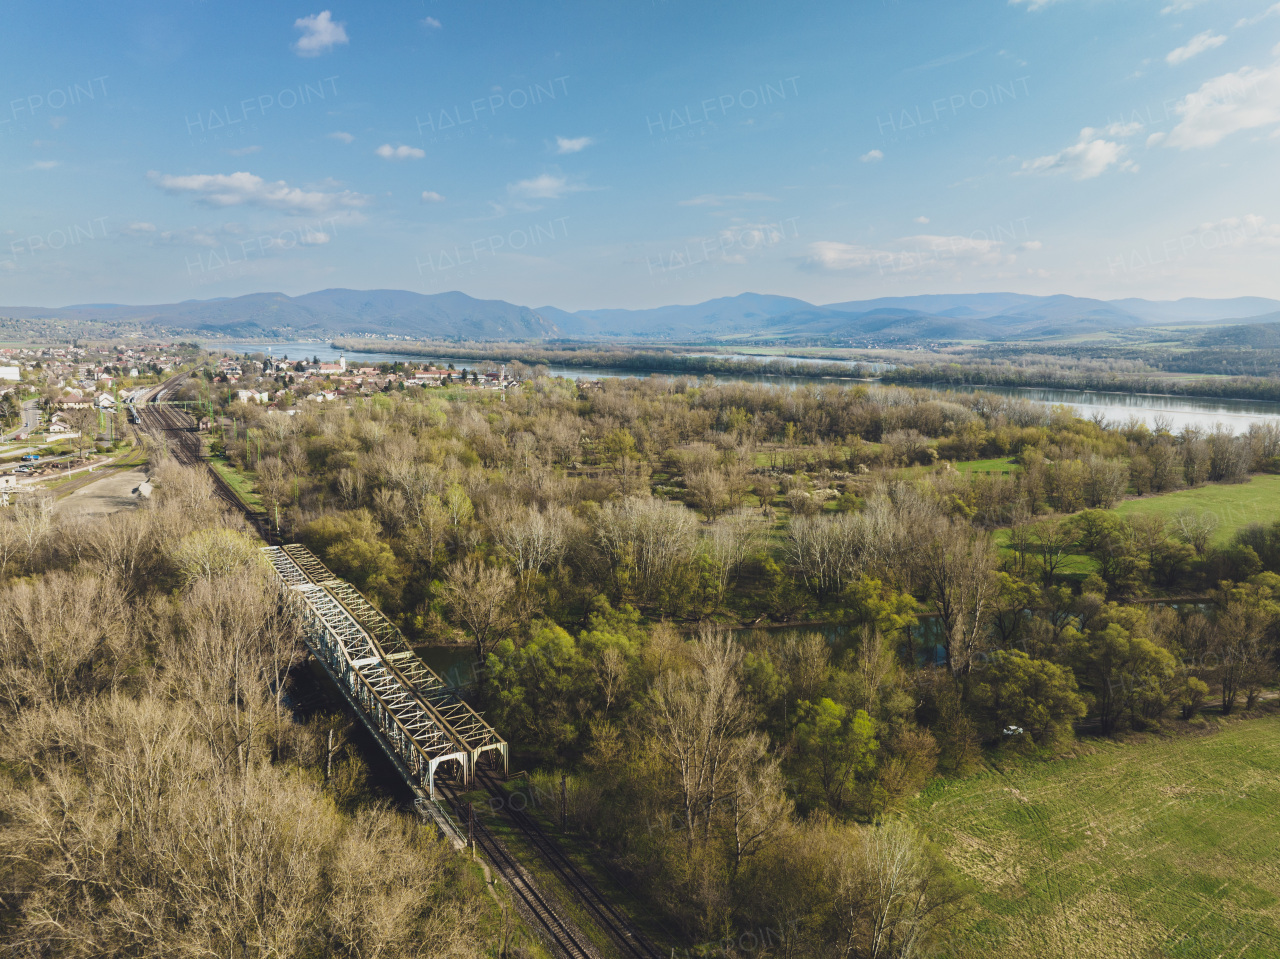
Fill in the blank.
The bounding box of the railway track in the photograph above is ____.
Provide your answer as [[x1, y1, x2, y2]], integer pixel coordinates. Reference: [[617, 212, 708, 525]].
[[435, 777, 599, 959], [135, 375, 277, 541], [473, 767, 666, 959]]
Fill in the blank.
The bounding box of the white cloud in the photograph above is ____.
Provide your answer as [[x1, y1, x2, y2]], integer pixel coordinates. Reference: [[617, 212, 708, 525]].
[[1009, 0, 1066, 10], [1162, 0, 1211, 12], [1235, 3, 1280, 27], [375, 143, 425, 160], [1164, 62, 1280, 148], [1102, 120, 1144, 137], [299, 231, 331, 246], [421, 16, 442, 29], [679, 192, 777, 207], [1146, 131, 1167, 147], [1195, 214, 1280, 246], [328, 131, 354, 144], [803, 233, 1014, 275], [123, 222, 156, 235], [914, 216, 930, 224], [421, 191, 445, 203], [860, 149, 884, 162], [507, 173, 588, 200], [29, 160, 59, 170], [1019, 240, 1043, 251], [149, 170, 370, 215], [157, 227, 225, 248], [1166, 31, 1226, 66], [228, 145, 261, 156], [294, 11, 348, 57], [1020, 128, 1138, 179], [554, 135, 594, 154]]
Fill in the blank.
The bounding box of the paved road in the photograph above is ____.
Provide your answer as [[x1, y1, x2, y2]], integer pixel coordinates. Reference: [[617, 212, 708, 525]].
[[1, 398, 39, 442]]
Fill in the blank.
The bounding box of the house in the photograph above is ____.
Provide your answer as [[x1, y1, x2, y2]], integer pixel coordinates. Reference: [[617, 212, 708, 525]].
[[235, 390, 270, 404], [412, 369, 449, 386], [58, 392, 93, 410]]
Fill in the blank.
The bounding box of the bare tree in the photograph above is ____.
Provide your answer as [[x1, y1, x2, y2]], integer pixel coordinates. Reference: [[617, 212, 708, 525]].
[[1171, 509, 1219, 556], [64, 405, 100, 459], [645, 630, 763, 853], [685, 467, 729, 519], [824, 820, 954, 959], [1027, 516, 1076, 585], [495, 504, 570, 590], [783, 510, 888, 600], [12, 493, 54, 570], [593, 496, 698, 607], [440, 557, 517, 659], [703, 509, 765, 604], [913, 521, 999, 677]]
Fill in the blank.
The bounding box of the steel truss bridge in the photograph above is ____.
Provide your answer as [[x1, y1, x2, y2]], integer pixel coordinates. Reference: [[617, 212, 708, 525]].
[[262, 544, 506, 802]]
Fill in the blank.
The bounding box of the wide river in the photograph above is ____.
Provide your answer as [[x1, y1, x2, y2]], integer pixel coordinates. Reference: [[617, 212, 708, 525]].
[[211, 340, 1280, 435]]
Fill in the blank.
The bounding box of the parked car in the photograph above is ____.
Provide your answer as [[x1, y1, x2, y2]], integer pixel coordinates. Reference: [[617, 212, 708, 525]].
[[20, 454, 39, 461]]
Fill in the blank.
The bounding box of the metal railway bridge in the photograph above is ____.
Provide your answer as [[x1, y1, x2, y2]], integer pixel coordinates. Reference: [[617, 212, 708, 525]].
[[262, 544, 506, 804]]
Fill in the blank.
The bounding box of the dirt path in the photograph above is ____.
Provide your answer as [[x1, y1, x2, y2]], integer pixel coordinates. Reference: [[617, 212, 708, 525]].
[[54, 467, 150, 519]]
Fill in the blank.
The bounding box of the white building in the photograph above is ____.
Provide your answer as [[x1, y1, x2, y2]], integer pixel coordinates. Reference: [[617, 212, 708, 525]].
[[0, 366, 20, 381]]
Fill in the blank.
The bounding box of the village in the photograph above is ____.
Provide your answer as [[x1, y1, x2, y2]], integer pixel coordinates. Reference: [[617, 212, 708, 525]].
[[0, 343, 518, 424], [211, 352, 519, 407]]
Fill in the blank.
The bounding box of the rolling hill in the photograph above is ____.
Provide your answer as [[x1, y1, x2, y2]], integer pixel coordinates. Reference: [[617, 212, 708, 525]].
[[2, 290, 1278, 343]]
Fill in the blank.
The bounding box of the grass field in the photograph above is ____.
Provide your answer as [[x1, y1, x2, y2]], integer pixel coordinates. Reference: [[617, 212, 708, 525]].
[[991, 474, 1280, 580], [209, 456, 263, 510], [1113, 474, 1280, 545], [909, 715, 1280, 958], [956, 457, 1019, 475]]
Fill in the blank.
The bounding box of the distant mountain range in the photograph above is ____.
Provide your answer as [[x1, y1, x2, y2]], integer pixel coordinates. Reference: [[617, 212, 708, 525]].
[[3, 289, 1280, 344]]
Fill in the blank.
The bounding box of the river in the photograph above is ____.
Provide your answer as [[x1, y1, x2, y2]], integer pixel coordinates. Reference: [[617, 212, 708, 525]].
[[209, 340, 1280, 434]]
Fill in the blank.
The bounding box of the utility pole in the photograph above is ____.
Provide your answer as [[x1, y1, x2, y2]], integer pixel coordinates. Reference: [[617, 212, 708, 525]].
[[561, 774, 567, 832]]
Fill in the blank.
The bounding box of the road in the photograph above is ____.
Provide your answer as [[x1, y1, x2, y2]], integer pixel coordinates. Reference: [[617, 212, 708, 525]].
[[2, 398, 40, 442]]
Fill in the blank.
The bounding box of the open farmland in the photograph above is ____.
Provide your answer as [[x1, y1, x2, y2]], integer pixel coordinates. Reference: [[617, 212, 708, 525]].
[[1113, 474, 1280, 546], [910, 716, 1280, 958]]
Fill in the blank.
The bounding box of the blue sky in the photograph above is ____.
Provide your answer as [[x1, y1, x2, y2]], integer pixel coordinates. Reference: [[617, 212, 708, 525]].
[[1, 0, 1278, 310]]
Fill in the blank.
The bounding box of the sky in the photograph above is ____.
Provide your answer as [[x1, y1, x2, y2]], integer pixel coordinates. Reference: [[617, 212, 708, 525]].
[[1, 0, 1279, 311]]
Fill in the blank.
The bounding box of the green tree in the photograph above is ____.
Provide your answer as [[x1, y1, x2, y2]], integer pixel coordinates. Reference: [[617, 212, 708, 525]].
[[1067, 605, 1177, 733], [969, 650, 1087, 743], [1070, 511, 1147, 596], [301, 510, 402, 602], [483, 624, 589, 758], [792, 698, 878, 813]]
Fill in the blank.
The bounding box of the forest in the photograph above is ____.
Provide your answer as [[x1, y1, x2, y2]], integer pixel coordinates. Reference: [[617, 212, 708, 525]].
[[0, 459, 492, 957], [6, 369, 1280, 957], [333, 336, 1280, 403], [220, 370, 1280, 951]]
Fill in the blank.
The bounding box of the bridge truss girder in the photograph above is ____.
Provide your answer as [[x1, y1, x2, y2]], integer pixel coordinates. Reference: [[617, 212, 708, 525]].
[[262, 546, 507, 798]]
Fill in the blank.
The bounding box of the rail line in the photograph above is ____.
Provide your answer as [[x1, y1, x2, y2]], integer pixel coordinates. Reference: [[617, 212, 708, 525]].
[[134, 374, 276, 541], [435, 776, 597, 959], [473, 766, 665, 959]]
